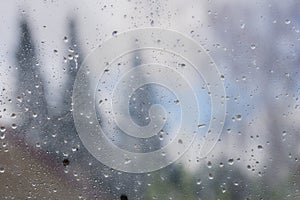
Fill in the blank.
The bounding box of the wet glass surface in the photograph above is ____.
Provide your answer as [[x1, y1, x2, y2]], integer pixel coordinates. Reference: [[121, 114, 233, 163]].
[[0, 1, 300, 199]]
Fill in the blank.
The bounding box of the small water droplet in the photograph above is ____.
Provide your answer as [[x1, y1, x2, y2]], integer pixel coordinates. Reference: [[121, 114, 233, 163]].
[[159, 134, 164, 141], [112, 30, 118, 36], [250, 44, 256, 50], [222, 187, 227, 193], [63, 159, 70, 166], [72, 147, 78, 152], [207, 161, 212, 168], [0, 167, 5, 173], [103, 173, 109, 178], [285, 19, 291, 24], [16, 96, 22, 102], [68, 54, 73, 60], [11, 123, 17, 129], [198, 124, 206, 128], [257, 145, 263, 149], [63, 36, 68, 42], [124, 158, 131, 164]]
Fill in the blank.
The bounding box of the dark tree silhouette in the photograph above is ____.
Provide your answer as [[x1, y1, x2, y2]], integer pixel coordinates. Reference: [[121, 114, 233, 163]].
[[15, 19, 48, 145], [43, 18, 85, 157]]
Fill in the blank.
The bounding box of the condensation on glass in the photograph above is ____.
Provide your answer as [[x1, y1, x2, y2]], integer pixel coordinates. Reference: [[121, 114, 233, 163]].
[[0, 1, 299, 199]]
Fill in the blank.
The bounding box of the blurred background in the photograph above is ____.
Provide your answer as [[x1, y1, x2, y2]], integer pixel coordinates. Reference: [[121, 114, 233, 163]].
[[0, 0, 300, 199]]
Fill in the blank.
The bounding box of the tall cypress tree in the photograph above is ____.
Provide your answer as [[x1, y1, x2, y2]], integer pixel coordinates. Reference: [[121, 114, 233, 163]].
[[15, 19, 48, 145], [45, 18, 84, 155]]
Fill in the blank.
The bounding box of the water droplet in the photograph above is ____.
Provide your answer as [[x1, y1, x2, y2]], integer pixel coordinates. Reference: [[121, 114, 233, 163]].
[[208, 173, 214, 180], [207, 161, 212, 168], [250, 44, 256, 50], [0, 133, 5, 140], [112, 30, 118, 36], [120, 194, 128, 200], [63, 36, 68, 42], [150, 20, 154, 26], [285, 19, 291, 24], [0, 126, 6, 133], [235, 114, 242, 121], [103, 173, 109, 178], [219, 162, 224, 167], [124, 158, 131, 164], [178, 139, 183, 144], [63, 159, 70, 166], [11, 123, 17, 129], [285, 73, 290, 77], [257, 145, 263, 149], [68, 47, 74, 53], [16, 96, 22, 102], [72, 147, 78, 152], [228, 158, 234, 165], [198, 124, 206, 128], [11, 113, 16, 118], [0, 167, 5, 173], [196, 179, 202, 185], [240, 23, 245, 29], [221, 187, 226, 193], [159, 134, 164, 141]]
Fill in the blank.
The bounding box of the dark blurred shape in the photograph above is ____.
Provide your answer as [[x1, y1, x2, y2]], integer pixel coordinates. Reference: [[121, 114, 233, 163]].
[[15, 19, 48, 145], [63, 158, 70, 166], [120, 194, 128, 200]]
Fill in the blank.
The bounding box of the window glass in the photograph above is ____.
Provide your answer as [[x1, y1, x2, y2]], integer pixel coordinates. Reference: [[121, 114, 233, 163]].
[[0, 1, 299, 199]]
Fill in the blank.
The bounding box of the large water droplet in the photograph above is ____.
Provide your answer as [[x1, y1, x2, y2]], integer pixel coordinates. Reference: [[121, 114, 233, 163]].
[[208, 173, 214, 180], [0, 133, 5, 140], [235, 114, 242, 121], [285, 19, 291, 24], [228, 158, 234, 165], [196, 179, 202, 185]]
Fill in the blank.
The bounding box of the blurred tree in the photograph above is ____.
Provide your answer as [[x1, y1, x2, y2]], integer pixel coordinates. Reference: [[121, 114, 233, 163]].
[[15, 19, 48, 146], [51, 18, 83, 152]]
